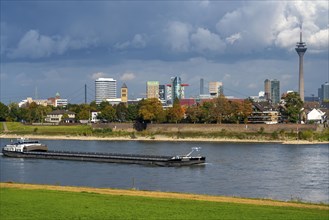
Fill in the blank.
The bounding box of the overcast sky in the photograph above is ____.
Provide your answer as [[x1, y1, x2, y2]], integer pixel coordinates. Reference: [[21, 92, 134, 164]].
[[1, 1, 328, 104]]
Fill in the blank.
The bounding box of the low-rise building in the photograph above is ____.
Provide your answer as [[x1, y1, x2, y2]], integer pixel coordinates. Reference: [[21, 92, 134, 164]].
[[307, 109, 326, 123], [45, 110, 76, 124], [248, 111, 279, 124]]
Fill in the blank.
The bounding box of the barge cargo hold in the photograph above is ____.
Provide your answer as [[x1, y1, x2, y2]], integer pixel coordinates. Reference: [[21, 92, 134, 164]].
[[2, 138, 206, 167]]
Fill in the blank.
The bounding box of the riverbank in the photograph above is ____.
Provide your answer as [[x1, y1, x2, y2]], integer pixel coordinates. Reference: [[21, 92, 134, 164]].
[[1, 133, 328, 145]]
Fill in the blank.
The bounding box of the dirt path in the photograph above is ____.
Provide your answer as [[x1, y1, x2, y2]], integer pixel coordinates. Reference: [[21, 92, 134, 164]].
[[2, 122, 8, 132], [1, 183, 328, 210]]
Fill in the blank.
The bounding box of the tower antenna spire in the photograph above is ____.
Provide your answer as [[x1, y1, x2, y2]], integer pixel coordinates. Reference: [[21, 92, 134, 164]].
[[295, 23, 307, 102], [300, 24, 302, 43]]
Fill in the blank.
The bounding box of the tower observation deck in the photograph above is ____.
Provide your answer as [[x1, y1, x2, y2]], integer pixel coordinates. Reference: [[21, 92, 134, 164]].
[[295, 27, 307, 102]]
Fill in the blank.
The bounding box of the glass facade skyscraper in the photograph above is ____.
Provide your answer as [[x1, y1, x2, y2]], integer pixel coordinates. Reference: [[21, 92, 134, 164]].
[[264, 79, 280, 104], [271, 79, 280, 104], [172, 77, 182, 101], [95, 78, 117, 104]]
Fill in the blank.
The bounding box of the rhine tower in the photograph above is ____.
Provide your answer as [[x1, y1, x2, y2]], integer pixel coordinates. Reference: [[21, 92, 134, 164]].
[[295, 26, 307, 102]]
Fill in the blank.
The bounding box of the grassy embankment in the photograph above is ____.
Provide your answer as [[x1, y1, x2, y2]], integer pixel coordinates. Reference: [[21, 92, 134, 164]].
[[1, 185, 328, 220], [1, 122, 329, 142]]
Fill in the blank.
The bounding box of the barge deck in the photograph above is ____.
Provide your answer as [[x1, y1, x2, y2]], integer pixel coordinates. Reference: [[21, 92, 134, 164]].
[[2, 139, 206, 166]]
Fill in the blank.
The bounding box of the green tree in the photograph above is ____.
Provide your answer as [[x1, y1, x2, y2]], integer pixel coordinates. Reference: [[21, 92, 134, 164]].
[[167, 98, 184, 123], [77, 109, 90, 120], [98, 105, 116, 122], [115, 103, 128, 122], [139, 98, 165, 123], [282, 92, 304, 123], [127, 104, 139, 121], [62, 113, 69, 122], [89, 101, 98, 112], [200, 101, 215, 123], [0, 102, 9, 121], [98, 101, 111, 111]]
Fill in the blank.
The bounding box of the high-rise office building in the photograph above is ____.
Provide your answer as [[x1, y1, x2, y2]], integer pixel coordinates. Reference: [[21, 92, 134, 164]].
[[159, 85, 166, 101], [271, 79, 280, 104], [318, 82, 329, 103], [200, 78, 204, 95], [295, 26, 307, 102], [172, 77, 182, 101], [264, 79, 271, 100], [166, 86, 172, 103], [209, 81, 223, 97], [146, 81, 159, 99], [264, 79, 280, 104], [166, 76, 189, 103], [95, 78, 117, 104]]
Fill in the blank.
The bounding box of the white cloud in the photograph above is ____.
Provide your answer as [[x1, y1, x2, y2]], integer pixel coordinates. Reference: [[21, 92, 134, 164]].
[[8, 30, 69, 58], [120, 72, 136, 81], [216, 1, 328, 53], [132, 34, 147, 48], [114, 34, 147, 50], [90, 72, 108, 80], [190, 27, 225, 52], [165, 21, 192, 52], [166, 22, 226, 53], [308, 28, 329, 51], [8, 29, 98, 59], [226, 33, 241, 45]]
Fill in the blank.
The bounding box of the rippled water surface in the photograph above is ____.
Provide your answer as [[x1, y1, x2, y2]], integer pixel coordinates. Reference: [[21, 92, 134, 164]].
[[1, 138, 328, 203]]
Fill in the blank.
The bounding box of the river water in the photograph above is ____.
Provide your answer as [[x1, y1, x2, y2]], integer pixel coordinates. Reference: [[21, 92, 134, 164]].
[[0, 138, 328, 203]]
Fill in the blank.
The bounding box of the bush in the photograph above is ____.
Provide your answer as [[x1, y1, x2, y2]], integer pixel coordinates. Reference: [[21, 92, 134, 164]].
[[271, 131, 279, 140], [258, 127, 265, 134], [298, 130, 313, 141]]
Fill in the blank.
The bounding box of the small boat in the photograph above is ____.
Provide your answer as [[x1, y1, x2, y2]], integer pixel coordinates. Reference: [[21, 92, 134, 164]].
[[2, 139, 206, 167]]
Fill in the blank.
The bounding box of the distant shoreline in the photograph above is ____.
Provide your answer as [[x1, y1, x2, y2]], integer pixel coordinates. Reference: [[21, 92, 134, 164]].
[[1, 134, 328, 145]]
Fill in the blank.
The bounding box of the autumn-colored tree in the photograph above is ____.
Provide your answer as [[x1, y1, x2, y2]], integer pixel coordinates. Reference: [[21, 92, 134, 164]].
[[167, 98, 184, 123], [186, 105, 203, 123], [241, 99, 253, 123], [212, 95, 230, 124], [139, 98, 165, 123]]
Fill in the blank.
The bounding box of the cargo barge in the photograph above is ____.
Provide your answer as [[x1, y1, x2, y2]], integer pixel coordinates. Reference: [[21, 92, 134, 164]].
[[2, 138, 206, 166]]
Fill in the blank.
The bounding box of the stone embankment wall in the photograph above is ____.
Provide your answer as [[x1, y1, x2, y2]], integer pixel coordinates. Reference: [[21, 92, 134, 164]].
[[92, 123, 135, 132], [92, 123, 319, 133]]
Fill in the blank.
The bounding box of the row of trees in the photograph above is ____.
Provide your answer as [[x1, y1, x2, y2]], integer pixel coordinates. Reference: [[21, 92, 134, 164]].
[[0, 92, 304, 124]]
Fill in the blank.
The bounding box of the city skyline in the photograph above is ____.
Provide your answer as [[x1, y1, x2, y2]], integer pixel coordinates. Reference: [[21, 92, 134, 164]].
[[1, 1, 328, 104]]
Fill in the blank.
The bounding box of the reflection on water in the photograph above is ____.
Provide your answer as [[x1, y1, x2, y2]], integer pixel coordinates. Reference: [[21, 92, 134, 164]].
[[1, 138, 328, 203]]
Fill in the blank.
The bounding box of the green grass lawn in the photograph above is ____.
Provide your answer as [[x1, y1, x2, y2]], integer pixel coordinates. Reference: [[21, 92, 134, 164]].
[[5, 122, 93, 136], [1, 187, 328, 220]]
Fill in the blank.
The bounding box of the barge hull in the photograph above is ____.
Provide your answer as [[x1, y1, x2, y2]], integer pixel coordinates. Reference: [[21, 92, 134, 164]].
[[2, 151, 205, 167]]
